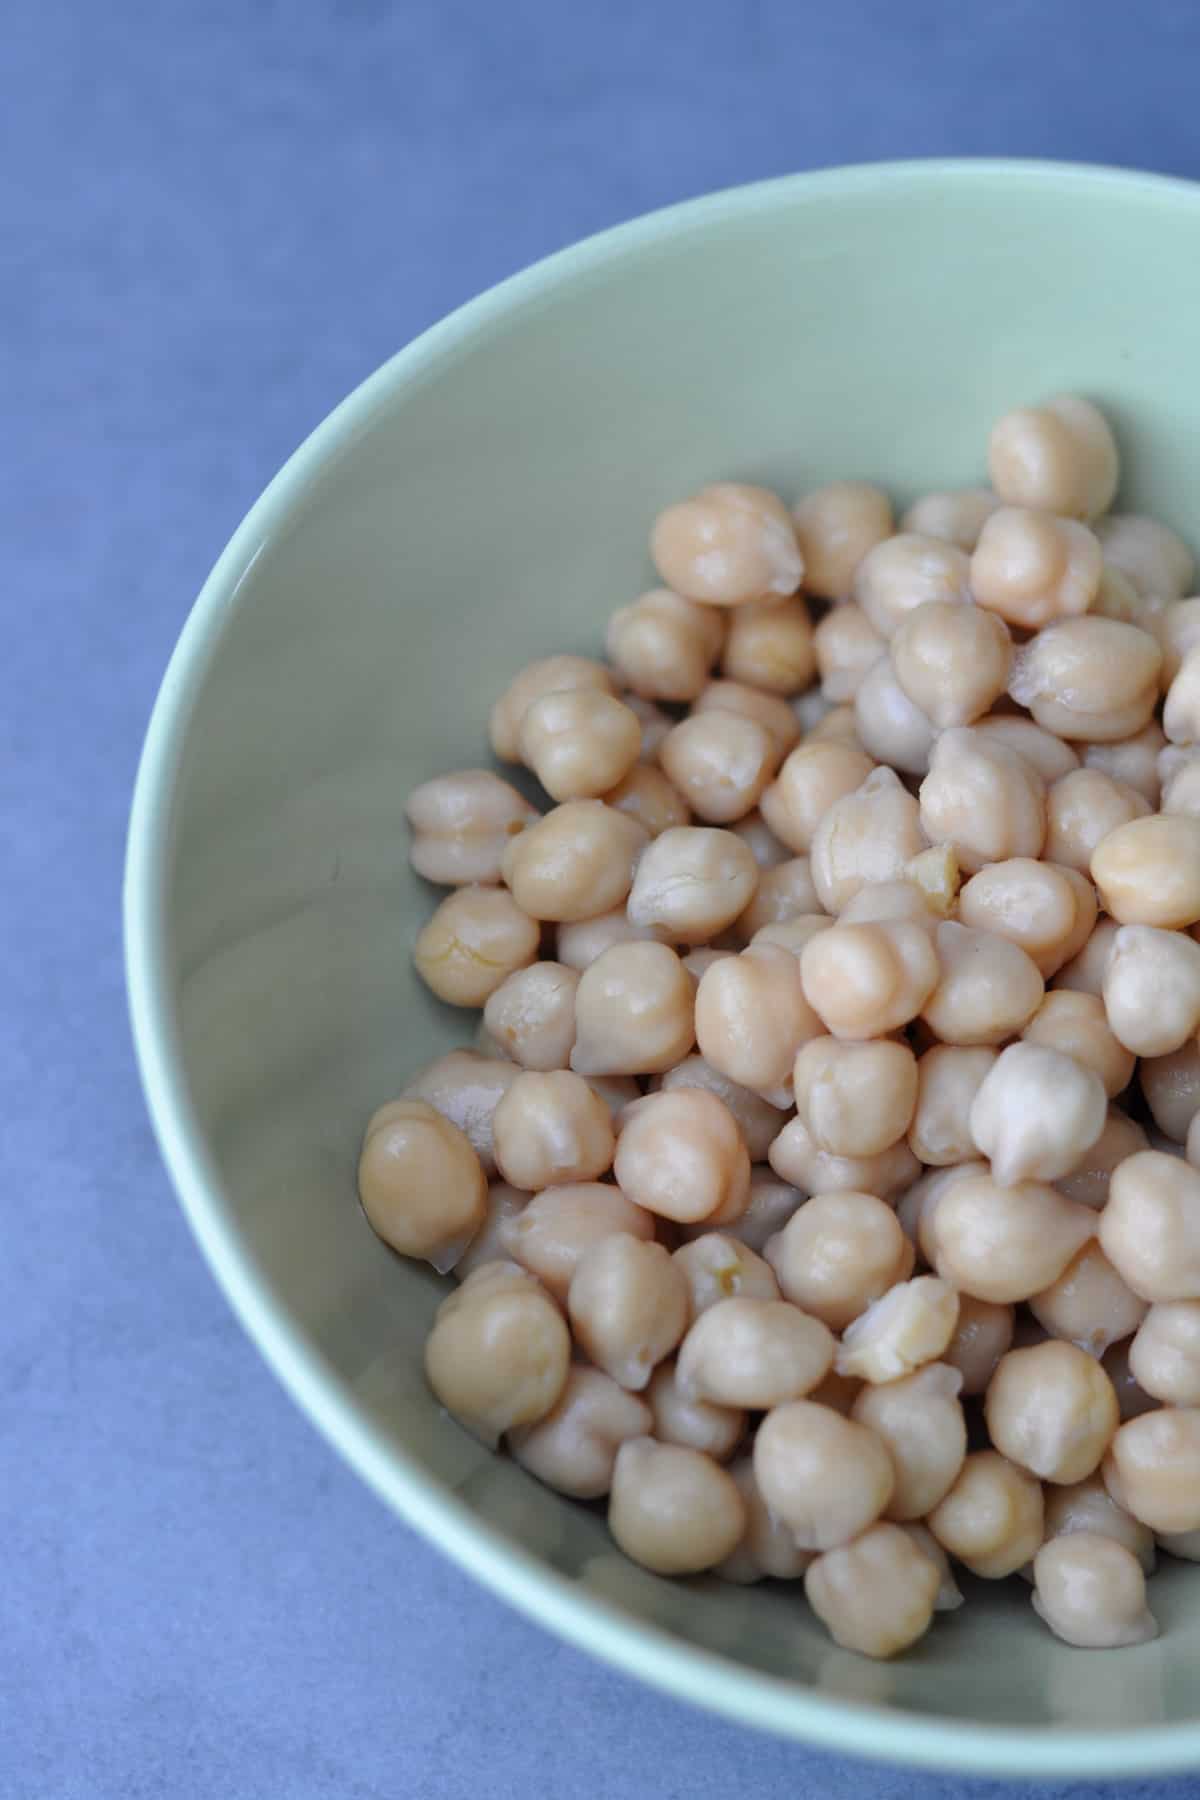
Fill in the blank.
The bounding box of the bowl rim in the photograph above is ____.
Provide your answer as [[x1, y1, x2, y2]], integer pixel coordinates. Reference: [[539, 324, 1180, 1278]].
[[125, 157, 1200, 1777]]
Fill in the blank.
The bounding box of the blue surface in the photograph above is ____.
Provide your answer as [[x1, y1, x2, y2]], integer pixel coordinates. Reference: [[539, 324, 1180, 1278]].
[[7, 1, 1200, 1794]]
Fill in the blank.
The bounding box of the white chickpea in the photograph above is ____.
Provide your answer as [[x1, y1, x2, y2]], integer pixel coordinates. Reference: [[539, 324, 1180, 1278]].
[[852, 1362, 966, 1519], [482, 961, 579, 1071], [968, 1043, 1106, 1187], [454, 1181, 529, 1281], [609, 1436, 746, 1573], [692, 679, 802, 761], [754, 1399, 894, 1550], [919, 729, 1046, 874], [930, 1171, 1096, 1302], [901, 487, 1001, 551], [491, 1070, 614, 1191], [728, 809, 791, 869], [424, 1262, 570, 1447], [805, 1523, 939, 1660], [958, 858, 1097, 981], [810, 767, 928, 911], [791, 481, 894, 601], [508, 1366, 653, 1499], [623, 691, 675, 762], [1056, 1108, 1149, 1210], [908, 1045, 995, 1165], [606, 588, 725, 702], [1083, 721, 1166, 806], [722, 595, 816, 693], [603, 763, 690, 838], [836, 1276, 960, 1384], [927, 1450, 1045, 1578], [1042, 1473, 1156, 1573], [567, 1233, 689, 1390], [985, 1340, 1119, 1484], [1160, 745, 1200, 817], [614, 1089, 750, 1225], [852, 532, 972, 638], [1095, 512, 1195, 602], [554, 908, 667, 972], [490, 655, 616, 762], [1141, 1039, 1200, 1142], [1044, 770, 1151, 875], [888, 600, 1012, 732], [1103, 925, 1200, 1058], [695, 943, 821, 1094], [813, 602, 885, 702], [659, 709, 775, 824], [1103, 1409, 1200, 1533], [403, 1049, 518, 1176], [852, 654, 937, 776], [1155, 595, 1200, 686], [569, 941, 694, 1078], [626, 826, 759, 944], [708, 1166, 804, 1253], [676, 1296, 835, 1409], [358, 1098, 487, 1271], [646, 1360, 746, 1460], [970, 507, 1102, 629], [1128, 1301, 1200, 1406], [791, 1038, 917, 1158], [765, 1191, 914, 1330], [972, 714, 1081, 784], [1032, 1534, 1158, 1650], [651, 482, 803, 607], [671, 1233, 779, 1318], [504, 1180, 654, 1300], [800, 918, 938, 1040], [1030, 1244, 1148, 1358], [987, 394, 1119, 520], [406, 769, 538, 886], [921, 922, 1045, 1047], [413, 885, 541, 1006], [1009, 618, 1162, 743], [502, 801, 647, 923], [658, 1057, 786, 1163], [1100, 1150, 1200, 1301], [943, 1294, 1015, 1395], [895, 1523, 965, 1611], [768, 1117, 920, 1201], [715, 1456, 814, 1583], [1020, 991, 1135, 1099]]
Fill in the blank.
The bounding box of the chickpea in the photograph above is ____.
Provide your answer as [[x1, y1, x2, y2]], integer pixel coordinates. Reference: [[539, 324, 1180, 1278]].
[[609, 1437, 746, 1574], [1033, 1532, 1157, 1649], [1042, 1472, 1156, 1573], [765, 1191, 914, 1330], [651, 482, 803, 607], [921, 922, 1045, 1047], [1056, 1108, 1148, 1210], [808, 1367, 864, 1417], [692, 679, 801, 761], [985, 1340, 1118, 1484], [695, 943, 820, 1094], [455, 1180, 529, 1282], [680, 946, 736, 981], [715, 1456, 814, 1583], [852, 1362, 966, 1519], [1103, 924, 1200, 1058], [943, 1294, 1015, 1395], [676, 1295, 835, 1409], [503, 801, 647, 924], [509, 1366, 653, 1499], [1128, 1301, 1200, 1406], [1163, 645, 1200, 752], [901, 486, 1001, 552], [1030, 1243, 1148, 1358], [927, 1450, 1045, 1578], [751, 911, 835, 956], [603, 763, 690, 838], [424, 1262, 570, 1447], [490, 655, 616, 762], [987, 394, 1119, 521], [1053, 917, 1122, 998], [1160, 745, 1200, 817], [1141, 1039, 1200, 1142], [1009, 617, 1161, 743], [1155, 595, 1200, 686], [919, 729, 1046, 875], [852, 532, 972, 640], [659, 709, 775, 825], [707, 1166, 803, 1253], [555, 907, 667, 972], [728, 809, 790, 869], [791, 1036, 918, 1160], [606, 587, 725, 702], [813, 602, 885, 702], [483, 961, 579, 1071], [1083, 721, 1165, 806], [406, 769, 538, 886], [759, 742, 876, 857], [569, 941, 694, 1078], [722, 595, 816, 694], [1095, 512, 1195, 602], [810, 767, 927, 911], [886, 603, 1011, 735], [970, 507, 1102, 629], [626, 826, 759, 944], [908, 1045, 995, 1165], [930, 1171, 1096, 1303], [791, 481, 893, 601], [567, 1233, 689, 1390], [646, 1360, 745, 1460], [806, 701, 864, 745], [615, 1088, 750, 1224], [837, 876, 937, 928], [895, 1522, 965, 1611], [413, 885, 540, 1006], [732, 860, 821, 947], [516, 688, 641, 802], [403, 1050, 518, 1176], [505, 1180, 654, 1300], [672, 1233, 779, 1318], [800, 918, 938, 1043], [358, 1098, 487, 1271], [896, 1161, 988, 1264], [836, 1276, 960, 1384], [958, 858, 1095, 982], [972, 713, 1080, 784], [1021, 991, 1135, 1099], [969, 1043, 1106, 1187], [852, 654, 937, 776], [1102, 1340, 1159, 1423], [754, 1399, 894, 1550], [623, 691, 674, 762], [768, 1117, 920, 1201], [805, 1523, 939, 1660], [1103, 1408, 1200, 1533], [1100, 1149, 1200, 1302], [492, 1070, 614, 1191], [1044, 769, 1151, 875], [658, 1057, 786, 1163]]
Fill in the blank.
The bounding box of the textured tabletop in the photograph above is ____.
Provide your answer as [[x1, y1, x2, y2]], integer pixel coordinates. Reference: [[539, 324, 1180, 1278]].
[[7, 1, 1200, 1794]]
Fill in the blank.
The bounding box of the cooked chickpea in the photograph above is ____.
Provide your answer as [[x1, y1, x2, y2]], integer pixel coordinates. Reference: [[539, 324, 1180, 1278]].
[[555, 907, 666, 972], [609, 1437, 746, 1574], [658, 1057, 786, 1163], [1155, 595, 1200, 687], [1009, 617, 1161, 743], [1095, 512, 1195, 601], [403, 1049, 518, 1175], [358, 1098, 487, 1270], [569, 941, 694, 1078], [901, 487, 1001, 552], [1101, 1340, 1158, 1423], [567, 1233, 688, 1390], [768, 1117, 920, 1202], [694, 943, 820, 1094], [413, 884, 540, 1006], [1103, 924, 1200, 1058], [759, 740, 876, 853], [765, 1191, 914, 1330], [606, 587, 725, 702], [455, 1180, 529, 1281], [693, 679, 801, 761], [972, 713, 1081, 784], [1030, 1244, 1148, 1358], [406, 769, 538, 886], [728, 809, 790, 869], [1103, 1408, 1200, 1533], [852, 1362, 966, 1519], [852, 532, 971, 639], [646, 1359, 745, 1460], [623, 691, 674, 762], [987, 394, 1119, 520], [1020, 990, 1135, 1099], [505, 1180, 654, 1300], [1160, 745, 1200, 817], [887, 602, 1011, 734], [754, 1399, 894, 1550], [921, 922, 1045, 1047], [836, 1276, 959, 1384], [813, 602, 885, 702], [969, 1043, 1106, 1187], [931, 1171, 1095, 1302], [490, 655, 616, 762], [805, 1523, 939, 1660], [509, 1365, 653, 1499], [482, 961, 579, 1071], [1042, 1472, 1156, 1572], [424, 1262, 570, 1447], [919, 727, 1047, 876], [503, 801, 647, 923], [1056, 1108, 1149, 1210], [733, 858, 822, 944], [838, 875, 937, 927], [1164, 644, 1200, 749], [659, 709, 775, 824], [651, 482, 803, 607], [1083, 721, 1165, 806], [791, 1038, 917, 1158], [970, 507, 1102, 629], [1099, 1149, 1200, 1301], [1141, 1039, 1200, 1142], [491, 1070, 614, 1191], [1045, 770, 1151, 875], [943, 1294, 1015, 1395], [1053, 918, 1122, 1000], [716, 1456, 814, 1583], [1033, 1534, 1157, 1649], [962, 860, 1096, 983], [807, 1367, 865, 1417], [908, 1045, 994, 1165], [986, 1340, 1118, 1484], [676, 1295, 834, 1409], [626, 825, 759, 944], [751, 911, 835, 955], [811, 766, 928, 910], [806, 701, 864, 746], [517, 688, 641, 802], [680, 946, 736, 981], [896, 1161, 988, 1265], [852, 654, 937, 776], [800, 918, 938, 1040], [614, 1088, 750, 1224], [791, 480, 893, 601], [602, 763, 690, 838], [672, 1233, 779, 1318], [1128, 1301, 1200, 1406], [722, 595, 816, 693], [712, 1166, 804, 1253], [927, 1449, 1045, 1578], [896, 1523, 965, 1611]]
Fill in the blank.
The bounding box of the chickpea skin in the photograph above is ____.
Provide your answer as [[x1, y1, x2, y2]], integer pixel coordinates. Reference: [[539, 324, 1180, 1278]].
[[1103, 1408, 1200, 1533], [852, 1362, 967, 1519], [970, 507, 1102, 629], [1045, 769, 1151, 874], [768, 1118, 920, 1202], [695, 943, 821, 1094], [509, 1366, 653, 1499], [792, 1037, 918, 1157], [1056, 1108, 1149, 1211], [626, 826, 759, 944], [424, 1263, 570, 1447], [1141, 1039, 1200, 1142], [676, 1296, 835, 1409], [1099, 1150, 1200, 1300], [1042, 1472, 1156, 1573], [908, 1045, 995, 1166], [570, 941, 694, 1077], [606, 587, 725, 702], [505, 1180, 654, 1300], [358, 1099, 487, 1271], [1032, 1533, 1157, 1649], [614, 1089, 750, 1225], [608, 1437, 746, 1574], [406, 769, 538, 886], [805, 1524, 940, 1660], [517, 688, 641, 801], [503, 801, 647, 923], [852, 655, 937, 776], [1092, 813, 1200, 929], [692, 679, 802, 761], [403, 1049, 518, 1176], [554, 907, 667, 973], [492, 1070, 615, 1191], [722, 595, 816, 694], [791, 480, 893, 601], [567, 1234, 689, 1390], [455, 1180, 530, 1282], [958, 858, 1097, 980], [602, 763, 690, 838], [766, 1191, 914, 1331], [651, 482, 804, 607], [1083, 720, 1166, 806], [987, 394, 1119, 521], [754, 1400, 895, 1550], [715, 1456, 814, 1583], [490, 655, 616, 762], [969, 1043, 1106, 1187], [972, 713, 1081, 784], [927, 1450, 1045, 1578], [985, 1340, 1119, 1484], [658, 1056, 786, 1162], [413, 884, 541, 1006]]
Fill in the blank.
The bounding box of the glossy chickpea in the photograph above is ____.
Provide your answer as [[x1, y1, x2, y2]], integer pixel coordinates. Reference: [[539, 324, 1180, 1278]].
[[1103, 1409, 1200, 1533], [1098, 1151, 1200, 1301], [792, 1037, 917, 1157], [695, 943, 821, 1095], [1095, 513, 1195, 601], [424, 1263, 570, 1447], [766, 1191, 914, 1330], [987, 394, 1119, 520], [676, 1296, 835, 1409], [658, 1057, 786, 1163], [403, 1050, 518, 1176], [791, 481, 893, 601], [554, 907, 667, 972], [838, 875, 939, 927], [505, 1181, 654, 1300], [1128, 1301, 1200, 1406], [659, 709, 775, 824], [1094, 812, 1200, 930], [614, 1089, 750, 1225], [455, 1181, 530, 1282], [732, 857, 821, 943], [759, 740, 875, 853], [1165, 644, 1200, 747], [1020, 991, 1135, 1099], [896, 1161, 988, 1265], [908, 1045, 995, 1165], [602, 763, 690, 838], [569, 941, 694, 1077], [969, 1043, 1106, 1187], [567, 1234, 689, 1390], [919, 729, 1045, 874], [1044, 770, 1151, 875], [800, 918, 939, 1040], [750, 911, 835, 955], [517, 688, 641, 801], [958, 858, 1096, 981], [715, 1456, 814, 1583], [722, 595, 816, 693], [626, 826, 759, 944], [1042, 1473, 1156, 1573], [490, 655, 616, 762], [1030, 1244, 1148, 1358], [813, 602, 885, 702], [985, 1341, 1118, 1484], [972, 713, 1081, 784], [509, 1366, 653, 1499], [806, 702, 863, 745], [651, 482, 803, 607], [767, 1117, 920, 1202], [406, 769, 538, 886], [1032, 1533, 1157, 1649], [970, 507, 1102, 629], [646, 1360, 746, 1461], [930, 1171, 1095, 1303], [358, 1098, 487, 1270], [1083, 721, 1166, 806], [921, 922, 1045, 1047], [852, 654, 937, 776], [1141, 1040, 1200, 1142], [1009, 618, 1161, 743], [483, 961, 579, 1071], [606, 588, 725, 702], [413, 885, 540, 1006], [836, 1276, 960, 1384], [943, 1295, 1015, 1395], [852, 532, 971, 638], [889, 599, 1012, 730], [805, 1524, 940, 1660], [901, 486, 1001, 551], [492, 1070, 614, 1191], [692, 679, 801, 761], [754, 1400, 894, 1550], [1052, 917, 1123, 998], [811, 766, 928, 910], [927, 1450, 1045, 1578], [1055, 1108, 1149, 1210], [672, 1233, 779, 1319], [852, 1363, 967, 1519], [608, 1437, 746, 1574], [503, 801, 647, 923], [1103, 925, 1200, 1057]]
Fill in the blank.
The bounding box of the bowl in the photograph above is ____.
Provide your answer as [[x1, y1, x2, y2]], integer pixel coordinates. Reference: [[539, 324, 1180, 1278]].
[[125, 160, 1200, 1777]]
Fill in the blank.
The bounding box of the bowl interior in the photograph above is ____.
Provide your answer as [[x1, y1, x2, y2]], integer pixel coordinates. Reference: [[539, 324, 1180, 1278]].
[[129, 163, 1200, 1773]]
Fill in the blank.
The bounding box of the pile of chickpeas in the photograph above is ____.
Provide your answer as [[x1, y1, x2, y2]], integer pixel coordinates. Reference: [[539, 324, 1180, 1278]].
[[360, 392, 1200, 1661]]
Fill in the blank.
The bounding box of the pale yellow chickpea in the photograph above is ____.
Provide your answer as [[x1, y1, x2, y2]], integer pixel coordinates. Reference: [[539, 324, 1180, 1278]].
[[852, 654, 937, 776], [835, 1276, 960, 1384], [676, 1295, 835, 1409], [623, 691, 674, 762], [1095, 512, 1195, 602], [930, 1171, 1095, 1302], [943, 1294, 1015, 1395], [958, 858, 1097, 981], [1020, 990, 1135, 1099], [1103, 1408, 1200, 1533], [896, 1161, 988, 1266], [606, 587, 725, 702], [715, 1456, 814, 1583], [969, 1042, 1107, 1187], [517, 688, 641, 802], [972, 713, 1081, 784], [603, 763, 690, 838], [813, 602, 885, 702], [1042, 1472, 1156, 1572], [811, 766, 928, 911], [567, 1233, 689, 1390], [508, 1366, 653, 1499], [658, 709, 775, 824], [1056, 1107, 1149, 1210], [454, 1180, 530, 1282], [918, 728, 1046, 874], [424, 1262, 570, 1447], [888, 599, 1012, 731], [1032, 1533, 1157, 1649], [759, 740, 876, 854], [1128, 1301, 1200, 1406], [722, 595, 816, 693], [1102, 1340, 1159, 1423], [765, 1191, 914, 1331], [711, 1166, 804, 1253], [988, 394, 1119, 521], [1030, 1243, 1148, 1358], [569, 941, 694, 1078], [504, 1180, 655, 1300], [491, 1070, 614, 1191], [406, 769, 539, 886], [614, 1088, 750, 1225], [1053, 917, 1122, 998], [791, 1037, 918, 1157], [413, 884, 541, 1006], [608, 1436, 746, 1574], [927, 1449, 1045, 1578], [626, 825, 759, 944], [1141, 1039, 1200, 1142], [554, 907, 667, 972], [1160, 745, 1200, 817], [728, 809, 790, 869], [672, 1232, 779, 1319], [901, 486, 1001, 551], [755, 1399, 894, 1550], [694, 943, 821, 1095], [805, 1523, 940, 1660], [1083, 721, 1165, 806], [1044, 769, 1151, 874], [692, 678, 802, 760], [896, 1522, 965, 1611], [658, 1057, 786, 1163], [1154, 595, 1200, 686], [921, 921, 1045, 1047], [733, 858, 822, 943], [1098, 1150, 1200, 1301], [1009, 617, 1162, 743], [852, 532, 971, 639], [503, 801, 647, 923], [403, 1050, 518, 1176], [852, 1362, 966, 1519], [490, 655, 616, 762], [800, 917, 939, 1041], [791, 480, 893, 601], [908, 1045, 995, 1165], [651, 482, 803, 607], [1103, 924, 1200, 1057], [970, 507, 1102, 629], [646, 1360, 745, 1461], [482, 961, 579, 1071], [358, 1098, 487, 1271], [985, 1340, 1118, 1484]]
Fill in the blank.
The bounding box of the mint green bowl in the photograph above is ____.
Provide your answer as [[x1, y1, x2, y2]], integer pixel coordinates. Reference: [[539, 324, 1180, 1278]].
[[125, 161, 1200, 1778]]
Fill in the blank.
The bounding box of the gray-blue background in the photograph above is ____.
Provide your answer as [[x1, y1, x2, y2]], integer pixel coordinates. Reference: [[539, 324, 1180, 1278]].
[[7, 3, 1200, 1794]]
